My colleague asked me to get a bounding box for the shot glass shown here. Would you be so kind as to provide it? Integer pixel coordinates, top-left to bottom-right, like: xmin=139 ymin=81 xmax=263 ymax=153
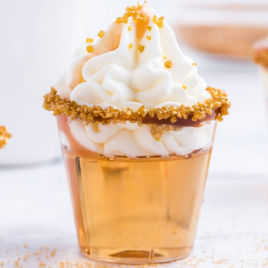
xmin=57 ymin=114 xmax=217 ymax=264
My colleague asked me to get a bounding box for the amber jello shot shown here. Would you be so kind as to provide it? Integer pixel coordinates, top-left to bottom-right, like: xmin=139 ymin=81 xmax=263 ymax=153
xmin=43 ymin=3 xmax=230 ymax=264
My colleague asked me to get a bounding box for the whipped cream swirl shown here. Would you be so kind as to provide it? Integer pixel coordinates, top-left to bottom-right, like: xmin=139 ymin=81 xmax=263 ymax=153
xmin=55 ymin=5 xmax=214 ymax=157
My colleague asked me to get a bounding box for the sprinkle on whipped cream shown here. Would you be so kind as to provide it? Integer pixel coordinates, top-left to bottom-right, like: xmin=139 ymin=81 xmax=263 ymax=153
xmin=97 ymin=30 xmax=105 ymax=38
xmin=86 ymin=45 xmax=93 ymax=53
xmin=164 ymin=60 xmax=172 ymax=69
xmin=86 ymin=38 xmax=94 ymax=43
xmin=152 ymin=15 xmax=164 ymax=28
xmin=138 ymin=44 xmax=145 ymax=53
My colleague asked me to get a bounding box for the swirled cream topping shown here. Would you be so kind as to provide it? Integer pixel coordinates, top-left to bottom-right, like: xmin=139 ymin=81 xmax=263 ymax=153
xmin=55 ymin=3 xmax=214 ymax=157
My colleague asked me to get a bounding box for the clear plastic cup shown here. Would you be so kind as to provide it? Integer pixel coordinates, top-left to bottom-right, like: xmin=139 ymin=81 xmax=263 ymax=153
xmin=57 ymin=114 xmax=217 ymax=264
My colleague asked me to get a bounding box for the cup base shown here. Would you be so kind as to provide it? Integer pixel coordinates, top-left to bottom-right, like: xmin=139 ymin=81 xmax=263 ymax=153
xmin=80 ymin=246 xmax=192 ymax=264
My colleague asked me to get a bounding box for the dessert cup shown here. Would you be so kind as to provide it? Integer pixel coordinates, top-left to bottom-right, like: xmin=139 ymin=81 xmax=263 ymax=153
xmin=174 ymin=1 xmax=268 ymax=57
xmin=43 ymin=3 xmax=230 ymax=264
xmin=253 ymin=37 xmax=268 ymax=95
xmin=57 ymin=114 xmax=217 ymax=263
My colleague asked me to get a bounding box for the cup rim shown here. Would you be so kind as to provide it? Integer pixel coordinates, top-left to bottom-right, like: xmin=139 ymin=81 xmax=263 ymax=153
xmin=43 ymin=87 xmax=230 ymax=128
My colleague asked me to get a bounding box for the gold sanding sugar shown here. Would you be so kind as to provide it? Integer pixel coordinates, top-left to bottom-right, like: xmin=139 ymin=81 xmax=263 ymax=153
xmin=98 ymin=30 xmax=105 ymax=38
xmin=152 ymin=15 xmax=164 ymax=27
xmin=86 ymin=45 xmax=93 ymax=53
xmin=116 ymin=3 xmax=151 ymax=24
xmin=50 ymin=249 xmax=56 ymax=257
xmin=43 ymin=87 xmax=230 ymax=125
xmin=86 ymin=38 xmax=94 ymax=43
xmin=0 ymin=126 xmax=11 ymax=149
xmin=164 ymin=60 xmax=172 ymax=68
xmin=138 ymin=44 xmax=145 ymax=52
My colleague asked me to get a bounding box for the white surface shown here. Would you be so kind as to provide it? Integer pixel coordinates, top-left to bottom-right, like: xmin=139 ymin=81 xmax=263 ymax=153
xmin=0 ymin=163 xmax=268 ymax=267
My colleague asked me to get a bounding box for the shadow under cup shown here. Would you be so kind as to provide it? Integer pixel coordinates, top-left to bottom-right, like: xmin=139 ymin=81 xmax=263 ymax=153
xmin=57 ymin=115 xmax=217 ymax=264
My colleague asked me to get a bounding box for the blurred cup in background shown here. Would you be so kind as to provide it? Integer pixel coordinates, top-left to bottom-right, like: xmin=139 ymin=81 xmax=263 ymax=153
xmin=253 ymin=37 xmax=268 ymax=101
xmin=0 ymin=0 xmax=84 ymax=165
xmin=173 ymin=0 xmax=268 ymax=58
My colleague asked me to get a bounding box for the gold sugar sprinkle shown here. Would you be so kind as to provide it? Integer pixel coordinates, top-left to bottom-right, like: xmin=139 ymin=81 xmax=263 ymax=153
xmin=170 ymin=116 xmax=177 ymax=124
xmin=163 ymin=53 xmax=167 ymax=59
xmin=123 ymin=17 xmax=129 ymax=24
xmin=128 ymin=26 xmax=133 ymax=31
xmin=115 ymin=17 xmax=123 ymax=23
xmin=0 ymin=126 xmax=11 ymax=149
xmin=50 ymin=249 xmax=56 ymax=257
xmin=146 ymin=35 xmax=151 ymax=40
xmin=86 ymin=38 xmax=94 ymax=43
xmin=164 ymin=60 xmax=173 ymax=68
xmin=43 ymin=87 xmax=230 ymax=125
xmin=24 ymin=253 xmax=30 ymax=261
xmin=86 ymin=45 xmax=93 ymax=53
xmin=129 ymin=43 xmax=133 ymax=50
xmin=138 ymin=44 xmax=145 ymax=53
xmin=192 ymin=62 xmax=197 ymax=66
xmin=183 ymin=85 xmax=187 ymax=90
xmin=147 ymin=25 xmax=152 ymax=31
xmin=97 ymin=30 xmax=105 ymax=38
xmin=134 ymin=14 xmax=144 ymax=22
xmin=116 ymin=3 xmax=150 ymax=25
xmin=34 ymin=250 xmax=41 ymax=255
xmin=153 ymin=15 xmax=164 ymax=27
